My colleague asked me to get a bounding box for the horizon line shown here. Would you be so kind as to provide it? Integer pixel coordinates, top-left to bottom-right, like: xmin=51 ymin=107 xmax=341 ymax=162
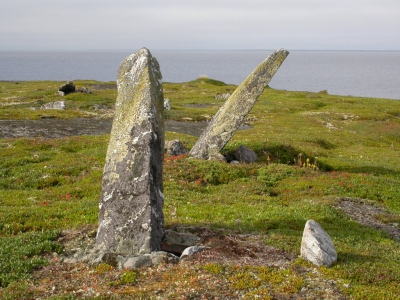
xmin=1 ymin=48 xmax=400 ymax=53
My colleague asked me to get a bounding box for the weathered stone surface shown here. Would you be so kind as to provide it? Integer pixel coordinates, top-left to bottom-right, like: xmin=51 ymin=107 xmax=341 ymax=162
xmin=301 ymin=220 xmax=337 ymax=267
xmin=234 ymin=145 xmax=257 ymax=163
xmin=40 ymin=101 xmax=66 ymax=110
xmin=165 ymin=140 xmax=188 ymax=156
xmin=189 ymin=49 xmax=289 ymax=160
xmin=58 ymin=81 xmax=75 ymax=96
xmin=180 ymin=246 xmax=210 ymax=259
xmin=95 ymin=48 xmax=165 ymax=256
xmin=161 ymin=230 xmax=200 ymax=254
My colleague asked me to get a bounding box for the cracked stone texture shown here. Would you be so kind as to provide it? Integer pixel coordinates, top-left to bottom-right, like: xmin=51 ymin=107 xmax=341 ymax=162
xmin=189 ymin=48 xmax=289 ymax=159
xmin=95 ymin=48 xmax=165 ymax=255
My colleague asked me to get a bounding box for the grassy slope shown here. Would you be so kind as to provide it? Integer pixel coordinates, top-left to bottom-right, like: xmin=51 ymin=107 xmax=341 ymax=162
xmin=0 ymin=79 xmax=399 ymax=299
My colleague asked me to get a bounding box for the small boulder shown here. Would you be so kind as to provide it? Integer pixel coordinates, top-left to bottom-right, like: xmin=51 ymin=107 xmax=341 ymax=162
xmin=234 ymin=145 xmax=257 ymax=163
xmin=58 ymin=81 xmax=76 ymax=96
xmin=161 ymin=230 xmax=200 ymax=254
xmin=208 ymin=153 xmax=227 ymax=162
xmin=122 ymin=256 xmax=152 ymax=269
xmin=77 ymin=87 xmax=91 ymax=94
xmin=300 ymin=220 xmax=337 ymax=267
xmin=40 ymin=101 xmax=66 ymax=110
xmin=165 ymin=140 xmax=188 ymax=156
xmin=164 ymin=98 xmax=171 ymax=110
xmin=215 ymin=93 xmax=231 ymax=100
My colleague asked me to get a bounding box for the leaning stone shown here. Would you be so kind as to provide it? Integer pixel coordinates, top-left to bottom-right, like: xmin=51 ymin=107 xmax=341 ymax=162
xmin=95 ymin=48 xmax=165 ymax=256
xmin=40 ymin=101 xmax=66 ymax=110
xmin=161 ymin=230 xmax=200 ymax=254
xmin=300 ymin=220 xmax=337 ymax=267
xmin=180 ymin=246 xmax=210 ymax=259
xmin=189 ymin=49 xmax=289 ymax=160
xmin=165 ymin=140 xmax=188 ymax=156
xmin=234 ymin=145 xmax=257 ymax=163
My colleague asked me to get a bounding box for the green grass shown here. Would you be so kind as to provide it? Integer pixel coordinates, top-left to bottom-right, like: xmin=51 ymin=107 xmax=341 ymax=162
xmin=0 ymin=80 xmax=116 ymax=119
xmin=0 ymin=78 xmax=400 ymax=298
xmin=0 ymin=230 xmax=61 ymax=287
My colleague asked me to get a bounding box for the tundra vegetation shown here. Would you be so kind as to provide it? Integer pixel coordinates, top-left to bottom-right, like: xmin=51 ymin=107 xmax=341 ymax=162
xmin=0 ymin=78 xmax=399 ymax=299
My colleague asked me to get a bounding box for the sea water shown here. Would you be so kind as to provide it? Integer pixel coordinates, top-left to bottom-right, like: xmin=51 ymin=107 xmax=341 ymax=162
xmin=0 ymin=50 xmax=399 ymax=100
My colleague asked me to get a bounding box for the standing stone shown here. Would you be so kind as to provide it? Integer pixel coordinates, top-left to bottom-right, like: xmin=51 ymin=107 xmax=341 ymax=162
xmin=189 ymin=49 xmax=289 ymax=159
xmin=300 ymin=220 xmax=337 ymax=267
xmin=95 ymin=48 xmax=165 ymax=256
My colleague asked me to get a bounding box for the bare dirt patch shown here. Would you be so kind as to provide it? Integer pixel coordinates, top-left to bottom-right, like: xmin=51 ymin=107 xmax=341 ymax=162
xmin=23 ymin=226 xmax=347 ymax=299
xmin=338 ymin=197 xmax=400 ymax=242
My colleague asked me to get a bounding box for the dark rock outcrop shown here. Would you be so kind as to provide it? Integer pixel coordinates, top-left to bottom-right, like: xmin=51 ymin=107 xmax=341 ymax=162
xmin=58 ymin=81 xmax=76 ymax=96
xmin=234 ymin=145 xmax=257 ymax=163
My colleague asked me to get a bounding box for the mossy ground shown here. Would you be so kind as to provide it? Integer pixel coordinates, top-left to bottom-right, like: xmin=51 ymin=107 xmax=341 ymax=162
xmin=0 ymin=78 xmax=399 ymax=299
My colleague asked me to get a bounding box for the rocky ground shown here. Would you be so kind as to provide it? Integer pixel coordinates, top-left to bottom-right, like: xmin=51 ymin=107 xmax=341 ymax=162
xmin=29 ymin=225 xmax=348 ymax=299
xmin=22 ymin=196 xmax=398 ymax=299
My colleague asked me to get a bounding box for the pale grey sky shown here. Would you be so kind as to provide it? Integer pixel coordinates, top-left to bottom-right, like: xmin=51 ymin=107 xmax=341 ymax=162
xmin=1 ymin=0 xmax=399 ymax=51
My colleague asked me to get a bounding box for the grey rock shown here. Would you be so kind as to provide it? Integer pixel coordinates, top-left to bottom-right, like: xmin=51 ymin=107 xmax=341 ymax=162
xmin=123 ymin=255 xmax=153 ymax=269
xmin=91 ymin=251 xmax=121 ymax=268
xmin=77 ymin=87 xmax=91 ymax=94
xmin=58 ymin=81 xmax=75 ymax=96
xmin=301 ymin=220 xmax=337 ymax=267
xmin=180 ymin=246 xmax=210 ymax=259
xmin=122 ymin=252 xmax=179 ymax=269
xmin=164 ymin=98 xmax=171 ymax=110
xmin=230 ymin=160 xmax=240 ymax=165
xmin=234 ymin=145 xmax=257 ymax=163
xmin=95 ymin=48 xmax=165 ymax=256
xmin=149 ymin=251 xmax=180 ymax=265
xmin=208 ymin=153 xmax=227 ymax=162
xmin=165 ymin=140 xmax=188 ymax=156
xmin=40 ymin=101 xmax=66 ymax=110
xmin=161 ymin=230 xmax=200 ymax=254
xmin=189 ymin=49 xmax=289 ymax=160
xmin=215 ymin=93 xmax=231 ymax=100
